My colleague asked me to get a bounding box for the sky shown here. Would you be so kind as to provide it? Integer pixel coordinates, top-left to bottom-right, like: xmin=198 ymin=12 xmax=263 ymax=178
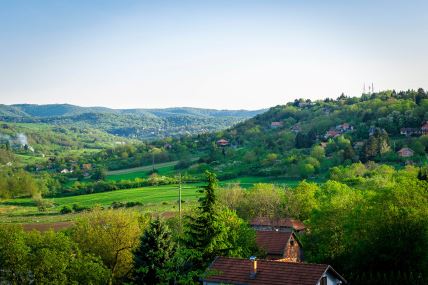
xmin=0 ymin=0 xmax=427 ymax=110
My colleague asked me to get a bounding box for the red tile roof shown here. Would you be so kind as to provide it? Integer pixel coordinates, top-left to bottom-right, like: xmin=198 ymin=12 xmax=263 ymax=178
xmin=250 ymin=217 xmax=306 ymax=231
xmin=203 ymin=257 xmax=345 ymax=285
xmin=256 ymin=231 xmax=294 ymax=256
xmin=216 ymin=139 xmax=229 ymax=145
xmin=271 ymin=122 xmax=283 ymax=127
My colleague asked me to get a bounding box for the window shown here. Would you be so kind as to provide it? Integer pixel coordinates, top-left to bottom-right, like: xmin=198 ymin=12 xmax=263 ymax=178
xmin=320 ymin=276 xmax=327 ymax=285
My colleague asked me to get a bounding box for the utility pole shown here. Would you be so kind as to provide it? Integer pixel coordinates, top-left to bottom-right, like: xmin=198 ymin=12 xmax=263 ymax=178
xmin=178 ymin=173 xmax=182 ymax=219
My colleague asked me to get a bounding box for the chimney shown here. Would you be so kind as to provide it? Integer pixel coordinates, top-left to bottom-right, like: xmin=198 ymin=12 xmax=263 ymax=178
xmin=249 ymin=256 xmax=257 ymax=279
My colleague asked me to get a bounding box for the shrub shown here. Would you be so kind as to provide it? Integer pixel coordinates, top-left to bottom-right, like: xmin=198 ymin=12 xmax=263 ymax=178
xmin=125 ymin=201 xmax=142 ymax=208
xmin=35 ymin=198 xmax=54 ymax=212
xmin=72 ymin=203 xmax=90 ymax=213
xmin=60 ymin=205 xmax=73 ymax=214
xmin=111 ymin=201 xmax=125 ymax=209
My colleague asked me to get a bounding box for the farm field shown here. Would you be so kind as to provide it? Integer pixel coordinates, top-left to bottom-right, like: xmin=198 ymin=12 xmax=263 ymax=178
xmin=106 ymin=164 xmax=177 ymax=181
xmin=0 ymin=176 xmax=311 ymax=225
xmin=0 ymin=184 xmax=202 ymax=224
xmin=106 ymin=157 xmax=200 ymax=181
xmin=219 ymin=176 xmax=321 ymax=188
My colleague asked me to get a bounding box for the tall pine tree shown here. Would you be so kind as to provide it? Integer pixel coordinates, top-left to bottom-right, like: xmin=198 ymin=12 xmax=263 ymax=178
xmin=133 ymin=218 xmax=175 ymax=285
xmin=184 ymin=171 xmax=222 ymax=261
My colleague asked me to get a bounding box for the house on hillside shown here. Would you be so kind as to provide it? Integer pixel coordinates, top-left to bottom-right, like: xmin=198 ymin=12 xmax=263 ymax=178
xmin=256 ymin=231 xmax=302 ymax=262
xmin=421 ymin=122 xmax=428 ymax=135
xmin=397 ymin=147 xmax=414 ymax=158
xmin=60 ymin=169 xmax=72 ymax=174
xmin=320 ymin=142 xmax=328 ymax=148
xmin=353 ymin=141 xmax=365 ymax=149
xmin=216 ymin=139 xmax=229 ymax=147
xmin=400 ymin=128 xmax=420 ymax=136
xmin=324 ymin=130 xmax=340 ymax=139
xmin=271 ymin=121 xmax=283 ymax=129
xmin=82 ymin=163 xmax=92 ymax=171
xmin=290 ymin=124 xmax=301 ymax=133
xmin=202 ymin=256 xmax=347 ymax=285
xmin=250 ymin=217 xmax=306 ymax=233
xmin=335 ymin=123 xmax=353 ymax=132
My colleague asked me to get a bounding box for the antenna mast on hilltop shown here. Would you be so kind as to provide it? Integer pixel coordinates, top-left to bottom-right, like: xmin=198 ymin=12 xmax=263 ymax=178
xmin=372 ymin=82 xmax=374 ymax=93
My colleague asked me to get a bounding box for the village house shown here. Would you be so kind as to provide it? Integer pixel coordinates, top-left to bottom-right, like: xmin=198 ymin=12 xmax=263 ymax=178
xmin=82 ymin=163 xmax=92 ymax=171
xmin=397 ymin=147 xmax=414 ymax=158
xmin=202 ymin=256 xmax=347 ymax=285
xmin=353 ymin=141 xmax=365 ymax=149
xmin=400 ymin=128 xmax=420 ymax=137
xmin=324 ymin=130 xmax=340 ymax=139
xmin=290 ymin=124 xmax=301 ymax=133
xmin=60 ymin=168 xmax=72 ymax=174
xmin=216 ymin=139 xmax=229 ymax=147
xmin=256 ymin=231 xmax=302 ymax=262
xmin=250 ymin=217 xmax=306 ymax=233
xmin=421 ymin=122 xmax=428 ymax=135
xmin=271 ymin=121 xmax=283 ymax=129
xmin=335 ymin=123 xmax=353 ymax=132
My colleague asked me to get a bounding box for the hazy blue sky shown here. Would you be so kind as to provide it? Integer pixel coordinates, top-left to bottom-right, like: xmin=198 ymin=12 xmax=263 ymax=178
xmin=0 ymin=0 xmax=427 ymax=109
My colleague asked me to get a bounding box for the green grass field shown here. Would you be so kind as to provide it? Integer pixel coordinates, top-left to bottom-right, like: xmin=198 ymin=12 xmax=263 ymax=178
xmin=0 ymin=184 xmax=202 ymax=223
xmin=106 ymin=157 xmax=203 ymax=181
xmin=219 ymin=176 xmax=320 ymax=188
xmin=0 ymin=175 xmax=310 ymax=224
xmin=107 ymin=165 xmax=177 ymax=181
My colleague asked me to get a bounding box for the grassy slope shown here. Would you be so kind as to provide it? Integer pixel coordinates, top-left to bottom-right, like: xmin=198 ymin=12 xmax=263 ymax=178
xmin=106 ymin=157 xmax=199 ymax=181
xmin=0 ymin=184 xmax=202 ymax=223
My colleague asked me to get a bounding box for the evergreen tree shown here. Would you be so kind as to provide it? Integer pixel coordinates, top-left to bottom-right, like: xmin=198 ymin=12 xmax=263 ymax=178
xmin=133 ymin=218 xmax=176 ymax=284
xmin=184 ymin=171 xmax=219 ymax=257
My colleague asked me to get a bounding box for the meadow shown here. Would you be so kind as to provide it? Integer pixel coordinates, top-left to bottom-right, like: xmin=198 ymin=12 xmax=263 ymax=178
xmin=106 ymin=163 xmax=178 ymax=181
xmin=0 ymin=175 xmax=311 ymax=225
xmin=0 ymin=184 xmax=201 ymax=224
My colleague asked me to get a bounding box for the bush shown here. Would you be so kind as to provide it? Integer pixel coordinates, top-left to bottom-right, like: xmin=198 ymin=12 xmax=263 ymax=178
xmin=60 ymin=205 xmax=73 ymax=214
xmin=72 ymin=203 xmax=90 ymax=213
xmin=125 ymin=201 xmax=142 ymax=208
xmin=111 ymin=201 xmax=125 ymax=209
xmin=111 ymin=201 xmax=143 ymax=209
xmin=35 ymin=198 xmax=54 ymax=212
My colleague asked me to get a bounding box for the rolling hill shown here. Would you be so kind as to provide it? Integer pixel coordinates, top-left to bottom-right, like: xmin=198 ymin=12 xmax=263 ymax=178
xmin=0 ymin=104 xmax=264 ymax=139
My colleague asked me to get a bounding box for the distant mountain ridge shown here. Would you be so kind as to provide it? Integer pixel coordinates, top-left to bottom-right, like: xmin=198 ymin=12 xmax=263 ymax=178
xmin=0 ymin=104 xmax=265 ymax=139
xmin=0 ymin=104 xmax=262 ymax=118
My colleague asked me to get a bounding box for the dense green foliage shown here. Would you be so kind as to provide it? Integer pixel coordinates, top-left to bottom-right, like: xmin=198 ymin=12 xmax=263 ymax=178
xmin=0 ymin=104 xmax=262 ymax=140
xmin=71 ymin=209 xmax=144 ymax=282
xmin=1 ymin=89 xmax=428 ymax=284
xmin=0 ymin=224 xmax=110 ymax=284
xmin=215 ymin=164 xmax=428 ymax=281
xmin=132 ymin=218 xmax=176 ymax=284
xmin=190 ymin=89 xmax=428 ymax=179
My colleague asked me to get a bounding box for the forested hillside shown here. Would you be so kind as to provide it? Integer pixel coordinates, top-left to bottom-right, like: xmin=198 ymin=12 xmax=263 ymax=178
xmin=189 ymin=89 xmax=428 ymax=179
xmin=0 ymin=104 xmax=263 ymax=139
